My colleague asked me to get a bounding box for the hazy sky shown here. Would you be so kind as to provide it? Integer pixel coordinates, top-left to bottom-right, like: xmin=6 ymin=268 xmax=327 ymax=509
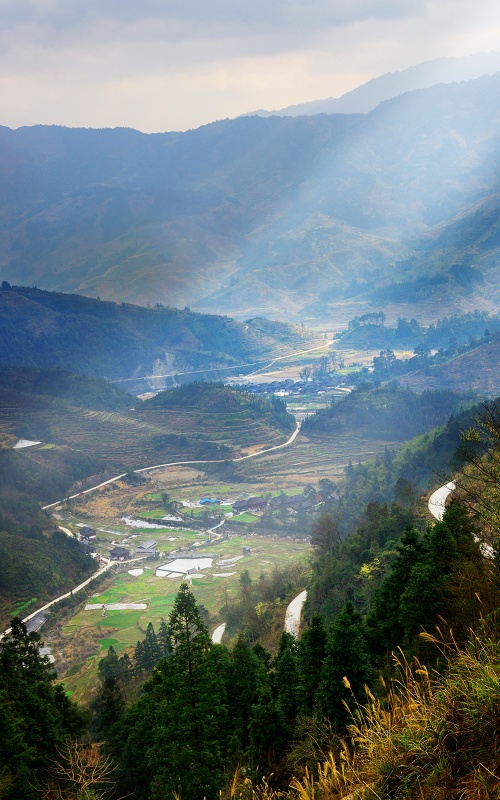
xmin=1 ymin=0 xmax=500 ymax=133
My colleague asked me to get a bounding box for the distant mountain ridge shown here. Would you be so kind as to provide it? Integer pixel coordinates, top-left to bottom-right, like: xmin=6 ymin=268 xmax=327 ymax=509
xmin=244 ymin=52 xmax=500 ymax=117
xmin=1 ymin=72 xmax=500 ymax=322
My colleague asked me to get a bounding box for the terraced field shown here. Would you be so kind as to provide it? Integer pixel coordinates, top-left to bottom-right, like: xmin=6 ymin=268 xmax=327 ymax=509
xmin=236 ymin=430 xmax=401 ymax=486
xmin=1 ymin=401 xmax=292 ymax=472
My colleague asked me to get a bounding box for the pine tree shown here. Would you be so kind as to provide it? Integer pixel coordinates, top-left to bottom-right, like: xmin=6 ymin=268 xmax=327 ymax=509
xmin=399 ymin=502 xmax=489 ymax=655
xmin=399 ymin=519 xmax=458 ymax=649
xmin=228 ymin=634 xmax=263 ymax=751
xmin=143 ymin=621 xmax=161 ymax=670
xmin=366 ymin=525 xmax=423 ymax=659
xmin=274 ymin=631 xmax=300 ymax=724
xmin=148 ymin=583 xmax=225 ymax=800
xmin=249 ymin=685 xmax=289 ymax=772
xmin=0 ymin=618 xmax=83 ymax=799
xmin=441 ymin=500 xmax=495 ymax=643
xmin=157 ymin=616 xmax=172 ymax=660
xmin=106 ymin=695 xmax=157 ymax=800
xmin=298 ymin=614 xmax=327 ymax=713
xmin=318 ymin=602 xmax=373 ymax=732
xmin=98 ymin=644 xmax=121 ymax=681
xmin=92 ymin=676 xmax=124 ymax=740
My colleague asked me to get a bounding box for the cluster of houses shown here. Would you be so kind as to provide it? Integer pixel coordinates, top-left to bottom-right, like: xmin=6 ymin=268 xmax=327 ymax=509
xmin=242 ymin=374 xmax=344 ymax=397
xmin=110 ymin=539 xmax=158 ymax=562
xmin=184 ymin=494 xmax=315 ymax=517
xmin=75 ymin=488 xmax=316 ymax=567
xmin=231 ymin=495 xmax=313 ymax=514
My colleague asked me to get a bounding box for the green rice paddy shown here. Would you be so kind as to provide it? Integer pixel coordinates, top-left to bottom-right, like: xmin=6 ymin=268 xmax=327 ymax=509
xmin=60 ymin=527 xmax=309 ymax=697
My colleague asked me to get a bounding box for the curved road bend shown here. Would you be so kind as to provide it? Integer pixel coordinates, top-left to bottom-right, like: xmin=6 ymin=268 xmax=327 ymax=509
xmin=285 ymin=590 xmax=307 ymax=638
xmin=428 ymin=480 xmax=494 ymax=558
xmin=212 ymin=623 xmax=226 ymax=644
xmin=428 ymin=481 xmax=456 ymax=521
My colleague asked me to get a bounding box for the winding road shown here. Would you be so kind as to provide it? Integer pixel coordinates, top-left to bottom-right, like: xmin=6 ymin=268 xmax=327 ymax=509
xmin=0 ymin=558 xmax=113 ymax=641
xmin=284 ymin=590 xmax=307 ymax=637
xmin=112 ymin=339 xmax=335 ymax=384
xmin=428 ymin=480 xmax=494 ymax=558
xmin=211 ymin=623 xmax=226 ymax=644
xmin=2 ymin=421 xmax=303 ymax=638
xmin=43 ymin=421 xmax=301 ymax=510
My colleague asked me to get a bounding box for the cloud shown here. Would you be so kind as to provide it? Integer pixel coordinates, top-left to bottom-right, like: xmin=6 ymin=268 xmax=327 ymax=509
xmin=3 ymin=0 xmax=423 ymax=52
xmin=0 ymin=0 xmax=499 ymax=131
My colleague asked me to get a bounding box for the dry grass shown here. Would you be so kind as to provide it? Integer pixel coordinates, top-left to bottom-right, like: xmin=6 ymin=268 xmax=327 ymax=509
xmin=223 ymin=630 xmax=500 ymax=800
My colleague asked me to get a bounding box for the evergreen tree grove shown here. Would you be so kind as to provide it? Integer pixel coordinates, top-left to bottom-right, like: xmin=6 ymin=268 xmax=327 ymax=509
xmin=0 ymin=618 xmax=83 ymax=800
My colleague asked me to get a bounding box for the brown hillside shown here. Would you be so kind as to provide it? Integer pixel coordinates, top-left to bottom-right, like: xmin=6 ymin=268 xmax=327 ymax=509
xmin=403 ymin=339 xmax=500 ymax=395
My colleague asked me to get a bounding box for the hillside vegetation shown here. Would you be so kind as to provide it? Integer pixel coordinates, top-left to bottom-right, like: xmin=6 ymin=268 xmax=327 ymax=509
xmin=2 ymin=374 xmax=500 ymax=798
xmin=0 ymin=369 xmax=297 ymax=492
xmin=0 ymin=447 xmax=95 ymax=627
xmin=302 ymin=383 xmax=476 ymax=440
xmin=0 ymin=285 xmax=319 ymax=382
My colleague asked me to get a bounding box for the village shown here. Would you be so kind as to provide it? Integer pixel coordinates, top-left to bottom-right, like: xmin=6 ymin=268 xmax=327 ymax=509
xmin=72 ymin=487 xmax=319 ymax=569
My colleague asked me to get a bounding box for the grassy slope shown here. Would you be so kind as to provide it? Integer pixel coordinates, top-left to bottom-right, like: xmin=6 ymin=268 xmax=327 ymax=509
xmin=0 ymin=379 xmax=297 ymax=491
xmin=0 ymin=368 xmax=306 ymax=526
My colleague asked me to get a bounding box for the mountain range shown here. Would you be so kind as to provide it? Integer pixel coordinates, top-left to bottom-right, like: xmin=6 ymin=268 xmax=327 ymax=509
xmin=1 ymin=69 xmax=500 ymax=323
xmin=244 ymin=52 xmax=500 ymax=117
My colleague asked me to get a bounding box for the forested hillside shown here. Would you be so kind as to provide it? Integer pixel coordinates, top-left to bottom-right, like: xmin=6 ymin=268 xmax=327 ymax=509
xmin=3 ymin=490 xmax=498 ymax=799
xmin=0 ymin=447 xmax=95 ymax=626
xmin=302 ymin=383 xmax=474 ymax=441
xmin=3 ymin=378 xmax=499 ymax=798
xmin=0 ymin=285 xmax=318 ymax=382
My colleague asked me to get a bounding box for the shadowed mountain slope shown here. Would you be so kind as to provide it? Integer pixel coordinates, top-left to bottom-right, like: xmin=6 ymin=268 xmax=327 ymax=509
xmin=0 ymin=285 xmax=319 ymax=384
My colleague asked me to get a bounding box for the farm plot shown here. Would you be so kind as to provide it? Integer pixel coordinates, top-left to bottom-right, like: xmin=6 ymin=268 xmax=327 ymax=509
xmin=59 ymin=532 xmax=309 ymax=700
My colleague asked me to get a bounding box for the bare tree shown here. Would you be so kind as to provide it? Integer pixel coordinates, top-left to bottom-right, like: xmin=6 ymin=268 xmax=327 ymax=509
xmin=455 ymin=400 xmax=500 ymax=539
xmin=42 ymin=742 xmax=117 ymax=800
